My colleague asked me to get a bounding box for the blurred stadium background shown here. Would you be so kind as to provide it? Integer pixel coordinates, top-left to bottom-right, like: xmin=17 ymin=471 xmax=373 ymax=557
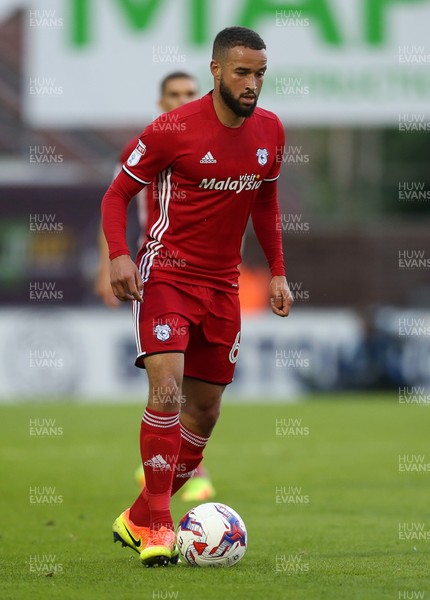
xmin=0 ymin=0 xmax=429 ymax=402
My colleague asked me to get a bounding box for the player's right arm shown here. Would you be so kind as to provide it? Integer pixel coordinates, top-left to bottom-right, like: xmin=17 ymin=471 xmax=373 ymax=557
xmin=101 ymin=170 xmax=145 ymax=302
xmin=101 ymin=122 xmax=176 ymax=302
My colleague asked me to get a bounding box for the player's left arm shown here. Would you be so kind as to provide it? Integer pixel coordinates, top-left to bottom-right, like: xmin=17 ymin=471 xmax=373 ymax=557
xmin=251 ymin=180 xmax=293 ymax=317
xmin=251 ymin=118 xmax=293 ymax=317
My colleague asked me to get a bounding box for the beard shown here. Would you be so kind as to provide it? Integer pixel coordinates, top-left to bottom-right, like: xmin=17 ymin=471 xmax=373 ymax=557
xmin=219 ymin=77 xmax=258 ymax=118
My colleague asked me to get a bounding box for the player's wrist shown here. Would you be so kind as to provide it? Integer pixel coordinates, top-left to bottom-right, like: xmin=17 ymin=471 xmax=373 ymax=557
xmin=109 ymin=250 xmax=131 ymax=261
xmin=270 ymin=269 xmax=286 ymax=279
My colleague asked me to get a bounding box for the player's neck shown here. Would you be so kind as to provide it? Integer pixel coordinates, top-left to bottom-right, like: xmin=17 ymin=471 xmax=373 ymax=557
xmin=211 ymin=90 xmax=245 ymax=128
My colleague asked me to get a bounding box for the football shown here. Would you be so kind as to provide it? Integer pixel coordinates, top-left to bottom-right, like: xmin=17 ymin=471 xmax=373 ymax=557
xmin=176 ymin=502 xmax=247 ymax=567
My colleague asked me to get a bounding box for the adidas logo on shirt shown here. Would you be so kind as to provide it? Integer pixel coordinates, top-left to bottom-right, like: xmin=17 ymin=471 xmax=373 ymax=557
xmin=144 ymin=454 xmax=171 ymax=470
xmin=200 ymin=151 xmax=217 ymax=164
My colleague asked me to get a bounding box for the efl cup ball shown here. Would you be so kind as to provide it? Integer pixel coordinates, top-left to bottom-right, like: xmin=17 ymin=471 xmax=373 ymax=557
xmin=176 ymin=502 xmax=247 ymax=567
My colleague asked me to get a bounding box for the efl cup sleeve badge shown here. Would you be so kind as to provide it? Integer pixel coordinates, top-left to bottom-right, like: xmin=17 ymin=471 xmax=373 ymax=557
xmin=256 ymin=148 xmax=269 ymax=166
xmin=127 ymin=140 xmax=146 ymax=167
xmin=154 ymin=323 xmax=172 ymax=341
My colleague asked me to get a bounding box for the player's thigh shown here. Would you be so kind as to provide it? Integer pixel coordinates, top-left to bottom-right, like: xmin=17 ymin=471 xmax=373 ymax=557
xmin=144 ymin=352 xmax=185 ymax=413
xmin=181 ymin=376 xmax=225 ymax=436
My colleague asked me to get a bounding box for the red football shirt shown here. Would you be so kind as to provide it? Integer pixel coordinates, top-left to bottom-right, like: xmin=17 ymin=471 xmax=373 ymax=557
xmin=118 ymin=136 xmax=154 ymax=235
xmin=103 ymin=91 xmax=285 ymax=292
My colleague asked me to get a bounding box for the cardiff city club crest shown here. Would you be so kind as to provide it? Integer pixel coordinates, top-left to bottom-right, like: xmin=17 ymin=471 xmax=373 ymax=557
xmin=127 ymin=140 xmax=146 ymax=167
xmin=154 ymin=323 xmax=172 ymax=342
xmin=256 ymin=148 xmax=268 ymax=166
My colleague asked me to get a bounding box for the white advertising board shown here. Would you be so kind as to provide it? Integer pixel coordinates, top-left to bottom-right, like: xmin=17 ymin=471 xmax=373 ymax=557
xmin=0 ymin=308 xmax=361 ymax=401
xmin=15 ymin=0 xmax=430 ymax=126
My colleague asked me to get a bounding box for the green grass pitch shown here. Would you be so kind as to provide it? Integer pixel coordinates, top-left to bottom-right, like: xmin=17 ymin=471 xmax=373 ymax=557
xmin=1 ymin=394 xmax=429 ymax=599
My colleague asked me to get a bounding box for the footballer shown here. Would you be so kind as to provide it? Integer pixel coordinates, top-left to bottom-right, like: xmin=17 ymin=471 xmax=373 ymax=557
xmin=102 ymin=26 xmax=293 ymax=567
xmin=95 ymin=72 xmax=215 ymax=502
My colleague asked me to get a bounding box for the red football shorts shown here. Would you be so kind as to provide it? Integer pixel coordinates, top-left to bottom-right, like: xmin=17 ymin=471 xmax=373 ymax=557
xmin=132 ymin=279 xmax=241 ymax=385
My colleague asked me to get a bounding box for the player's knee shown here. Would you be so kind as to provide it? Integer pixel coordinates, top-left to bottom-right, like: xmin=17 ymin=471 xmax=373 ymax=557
xmin=148 ymin=376 xmax=182 ymax=411
xmin=204 ymin=404 xmax=221 ymax=434
xmin=191 ymin=402 xmax=220 ymax=437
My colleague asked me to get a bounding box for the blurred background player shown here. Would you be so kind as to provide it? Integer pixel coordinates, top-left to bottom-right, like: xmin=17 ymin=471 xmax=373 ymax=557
xmin=95 ymin=71 xmax=215 ymax=502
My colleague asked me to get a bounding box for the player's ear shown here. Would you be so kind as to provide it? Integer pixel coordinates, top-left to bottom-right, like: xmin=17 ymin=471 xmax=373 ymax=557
xmin=210 ymin=59 xmax=221 ymax=81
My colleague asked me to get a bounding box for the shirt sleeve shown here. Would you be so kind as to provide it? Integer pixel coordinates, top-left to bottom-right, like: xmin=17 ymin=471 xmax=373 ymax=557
xmin=263 ymin=117 xmax=285 ymax=182
xmin=251 ymin=117 xmax=286 ymax=277
xmin=101 ymin=170 xmax=143 ymax=260
xmin=251 ymin=179 xmax=286 ymax=277
xmin=121 ymin=120 xmax=176 ymax=185
xmin=102 ymin=120 xmax=177 ymax=260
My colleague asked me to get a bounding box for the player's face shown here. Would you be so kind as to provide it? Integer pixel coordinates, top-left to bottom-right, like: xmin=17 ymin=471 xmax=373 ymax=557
xmin=217 ymin=46 xmax=267 ymax=117
xmin=159 ymin=78 xmax=198 ymax=112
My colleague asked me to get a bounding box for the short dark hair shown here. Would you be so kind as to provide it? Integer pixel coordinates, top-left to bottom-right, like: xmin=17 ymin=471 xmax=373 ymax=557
xmin=160 ymin=72 xmax=196 ymax=95
xmin=212 ymin=26 xmax=266 ymax=61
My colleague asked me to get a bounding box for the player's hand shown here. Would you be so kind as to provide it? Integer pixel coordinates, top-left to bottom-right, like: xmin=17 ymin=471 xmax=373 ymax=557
xmin=110 ymin=255 xmax=143 ymax=303
xmin=95 ymin=264 xmax=121 ymax=308
xmin=270 ymin=276 xmax=294 ymax=317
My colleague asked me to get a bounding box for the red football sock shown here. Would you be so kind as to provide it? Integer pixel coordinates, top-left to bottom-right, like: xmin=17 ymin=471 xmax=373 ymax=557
xmin=129 ymin=486 xmax=150 ymax=528
xmin=130 ymin=408 xmax=180 ymax=530
xmin=170 ymin=423 xmax=209 ymax=496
